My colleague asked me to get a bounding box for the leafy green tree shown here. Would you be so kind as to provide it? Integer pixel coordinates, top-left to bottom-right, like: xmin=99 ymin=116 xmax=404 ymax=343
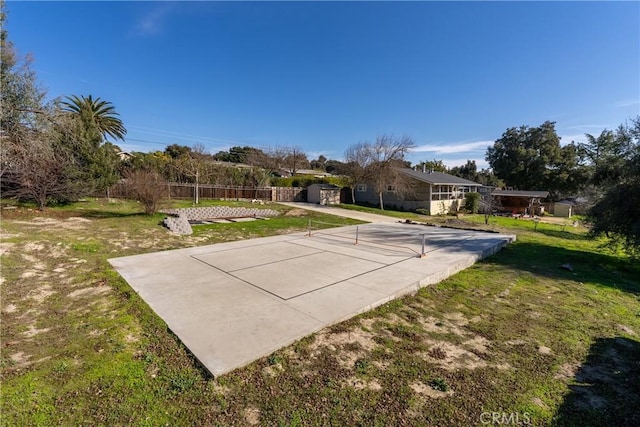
xmin=58 ymin=94 xmax=127 ymax=194
xmin=164 ymin=144 xmax=192 ymax=159
xmin=1 ymin=6 xmax=84 ymax=207
xmin=1 ymin=5 xmax=126 ymax=205
xmin=415 ymin=159 xmax=447 ymax=173
xmin=0 ymin=2 xmax=45 ymax=141
xmin=587 ymin=117 xmax=640 ymax=256
xmin=3 ymin=111 xmax=86 ymax=208
xmin=476 ymin=168 xmax=504 ymax=187
xmin=555 ymin=142 xmax=589 ymax=197
xmin=580 ymin=129 xmax=633 ymax=188
xmin=60 ymin=94 xmax=126 ymax=142
xmin=449 ymin=160 xmax=479 ymax=182
xmin=325 ymin=159 xmax=347 ymax=175
xmin=310 ymin=155 xmax=327 ymax=171
xmin=486 ymin=121 xmax=581 ymax=198
xmin=463 ymin=192 xmax=480 ymax=213
xmin=1 ymin=1 xmax=46 ymax=178
xmin=123 ymin=151 xmax=171 ymax=176
xmin=213 ymin=146 xmax=268 ymax=165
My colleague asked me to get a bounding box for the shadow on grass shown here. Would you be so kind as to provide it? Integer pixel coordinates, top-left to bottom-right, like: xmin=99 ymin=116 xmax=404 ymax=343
xmin=491 ymin=241 xmax=640 ymax=295
xmin=536 ymin=228 xmax=592 ymax=241
xmin=74 ymin=209 xmax=154 ymax=219
xmin=554 ymin=336 xmax=640 ymax=426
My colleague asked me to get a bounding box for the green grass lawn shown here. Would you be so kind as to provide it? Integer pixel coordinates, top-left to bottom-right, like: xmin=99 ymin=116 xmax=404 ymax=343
xmin=1 ymin=199 xmax=638 ymax=426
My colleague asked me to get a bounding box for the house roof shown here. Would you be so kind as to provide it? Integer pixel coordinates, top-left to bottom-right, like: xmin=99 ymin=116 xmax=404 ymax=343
xmin=296 ymin=169 xmax=333 ymax=177
xmin=491 ymin=189 xmax=549 ymax=198
xmin=399 ymin=169 xmax=482 ymax=186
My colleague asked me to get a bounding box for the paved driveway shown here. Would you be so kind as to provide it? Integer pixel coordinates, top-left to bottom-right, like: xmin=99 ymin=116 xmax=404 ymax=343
xmin=279 ymin=202 xmax=399 ymax=223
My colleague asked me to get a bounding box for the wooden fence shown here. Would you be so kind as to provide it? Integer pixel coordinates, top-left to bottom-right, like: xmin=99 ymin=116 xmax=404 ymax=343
xmin=107 ymin=182 xmax=306 ymax=203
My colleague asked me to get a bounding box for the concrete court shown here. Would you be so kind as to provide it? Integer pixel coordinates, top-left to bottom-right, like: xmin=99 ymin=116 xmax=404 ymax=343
xmin=109 ymin=222 xmax=515 ymax=377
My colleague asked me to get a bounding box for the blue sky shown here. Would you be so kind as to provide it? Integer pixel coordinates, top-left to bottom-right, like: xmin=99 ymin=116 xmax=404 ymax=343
xmin=6 ymin=1 xmax=640 ymax=168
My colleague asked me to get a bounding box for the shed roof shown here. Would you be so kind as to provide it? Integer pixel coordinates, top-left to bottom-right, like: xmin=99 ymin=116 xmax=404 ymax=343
xmin=399 ymin=169 xmax=482 ymax=186
xmin=308 ymin=183 xmax=339 ymax=189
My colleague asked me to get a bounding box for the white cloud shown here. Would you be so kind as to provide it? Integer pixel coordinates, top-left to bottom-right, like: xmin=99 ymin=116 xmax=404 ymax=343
xmin=561 ymin=124 xmax=608 ymax=131
xmin=559 ymin=134 xmax=589 ymax=145
xmin=442 ymin=158 xmax=490 ymax=169
xmin=131 ymin=4 xmax=174 ymax=37
xmin=308 ymin=150 xmax=336 ymax=160
xmin=614 ymin=99 xmax=640 ymax=108
xmin=411 ymin=140 xmax=493 ymax=155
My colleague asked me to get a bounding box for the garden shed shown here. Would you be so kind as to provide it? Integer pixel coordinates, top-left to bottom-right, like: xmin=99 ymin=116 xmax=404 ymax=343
xmin=554 ymin=201 xmax=574 ymax=218
xmin=307 ymin=184 xmax=340 ymax=205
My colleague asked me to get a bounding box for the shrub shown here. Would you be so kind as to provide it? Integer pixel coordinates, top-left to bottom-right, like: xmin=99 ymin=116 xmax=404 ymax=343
xmin=124 ymin=169 xmax=167 ymax=214
xmin=464 ymin=192 xmax=480 ymax=213
xmin=429 ymin=377 xmax=450 ymax=392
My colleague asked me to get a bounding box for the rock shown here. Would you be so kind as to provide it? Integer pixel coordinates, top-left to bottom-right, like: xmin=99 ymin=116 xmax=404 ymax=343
xmin=561 ymin=263 xmax=573 ymax=272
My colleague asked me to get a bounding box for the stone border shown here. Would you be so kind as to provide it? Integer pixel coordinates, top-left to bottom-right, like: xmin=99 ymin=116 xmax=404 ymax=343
xmin=162 ymin=207 xmax=279 ymax=235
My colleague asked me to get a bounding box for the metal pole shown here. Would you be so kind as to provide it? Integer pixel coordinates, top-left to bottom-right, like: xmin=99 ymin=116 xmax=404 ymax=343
xmin=355 ymin=226 xmax=359 ymax=245
xmin=420 ymin=234 xmax=426 ymax=258
xmin=308 ymin=219 xmax=311 ymax=237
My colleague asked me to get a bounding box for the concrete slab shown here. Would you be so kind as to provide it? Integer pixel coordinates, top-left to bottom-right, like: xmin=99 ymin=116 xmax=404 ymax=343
xmin=109 ymin=222 xmax=515 ymax=377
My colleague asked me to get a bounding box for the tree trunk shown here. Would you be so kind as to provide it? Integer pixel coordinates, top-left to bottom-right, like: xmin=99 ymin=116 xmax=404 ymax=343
xmin=378 ymin=191 xmax=384 ymax=210
xmin=351 ymin=187 xmax=356 ymax=205
xmin=37 ymin=196 xmax=47 ymax=211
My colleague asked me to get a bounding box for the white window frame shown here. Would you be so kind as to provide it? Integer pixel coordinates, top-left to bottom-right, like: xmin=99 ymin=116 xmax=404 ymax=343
xmin=356 ymin=184 xmax=367 ymax=192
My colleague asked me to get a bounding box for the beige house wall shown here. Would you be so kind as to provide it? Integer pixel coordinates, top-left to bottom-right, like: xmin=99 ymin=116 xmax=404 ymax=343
xmin=428 ymin=199 xmax=462 ymax=216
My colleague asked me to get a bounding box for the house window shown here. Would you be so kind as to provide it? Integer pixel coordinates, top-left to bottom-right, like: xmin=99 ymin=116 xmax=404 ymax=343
xmin=431 ymin=184 xmax=465 ymax=201
xmin=356 ymin=184 xmax=367 ymax=192
xmin=386 ymin=185 xmax=396 ymax=192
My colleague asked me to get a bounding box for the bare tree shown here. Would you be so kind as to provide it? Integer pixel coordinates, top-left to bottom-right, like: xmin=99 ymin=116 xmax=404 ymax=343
xmin=1 ymin=110 xmax=89 ymax=209
xmin=262 ymin=145 xmax=286 ymax=175
xmin=124 ymin=168 xmax=167 ymax=214
xmin=479 ymin=193 xmax=501 ymax=225
xmin=248 ymin=167 xmax=271 ymax=198
xmin=283 ymin=146 xmax=309 ymax=175
xmin=344 ymin=135 xmax=415 ymax=210
xmin=368 ymin=135 xmax=415 ymax=210
xmin=263 ymin=145 xmax=309 ymax=176
xmin=171 ymin=144 xmax=213 ymax=204
xmin=343 ymin=142 xmax=373 ymax=204
xmin=3 ymin=132 xmax=75 ymax=209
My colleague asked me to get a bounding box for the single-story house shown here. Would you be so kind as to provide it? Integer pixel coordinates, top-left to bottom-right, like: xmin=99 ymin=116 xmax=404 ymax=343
xmin=490 ymin=189 xmax=549 ymax=215
xmin=307 ymin=184 xmax=340 ymax=205
xmin=116 ymin=151 xmax=133 ymax=161
xmin=354 ymin=169 xmax=483 ymax=215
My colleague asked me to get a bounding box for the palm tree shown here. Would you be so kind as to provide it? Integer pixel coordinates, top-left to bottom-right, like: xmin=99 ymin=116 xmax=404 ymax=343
xmin=61 ymin=94 xmax=126 ymax=141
